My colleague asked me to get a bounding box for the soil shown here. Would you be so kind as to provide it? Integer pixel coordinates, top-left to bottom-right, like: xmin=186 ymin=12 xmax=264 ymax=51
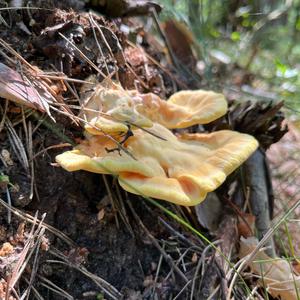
xmin=0 ymin=4 xmax=202 ymax=300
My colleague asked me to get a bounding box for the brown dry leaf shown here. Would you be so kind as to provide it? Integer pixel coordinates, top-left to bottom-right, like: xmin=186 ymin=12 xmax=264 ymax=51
xmin=12 ymin=222 xmax=25 ymax=245
xmin=0 ymin=149 xmax=13 ymax=166
xmin=40 ymin=236 xmax=50 ymax=251
xmin=124 ymin=46 xmax=147 ymax=67
xmin=66 ymin=247 xmax=89 ymax=265
xmin=191 ymin=252 xmax=198 ymax=263
xmin=293 ymin=261 xmax=300 ymax=274
xmin=163 ymin=20 xmax=197 ymax=70
xmin=97 ymin=208 xmax=105 ymax=222
xmin=237 ymin=213 xmax=255 ymax=238
xmin=239 ymin=237 xmax=300 ymax=299
xmin=0 ymin=242 xmax=14 ymax=256
xmin=0 ymin=63 xmax=50 ymax=112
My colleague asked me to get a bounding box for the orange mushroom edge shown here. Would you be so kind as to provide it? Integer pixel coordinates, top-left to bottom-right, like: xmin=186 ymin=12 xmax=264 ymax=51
xmin=55 ymin=83 xmax=258 ymax=206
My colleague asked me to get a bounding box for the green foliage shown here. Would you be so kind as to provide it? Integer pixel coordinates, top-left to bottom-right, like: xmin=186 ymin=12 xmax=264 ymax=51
xmin=0 ymin=173 xmax=11 ymax=189
xmin=96 ymin=293 xmax=104 ymax=300
xmin=231 ymin=31 xmax=240 ymax=42
xmin=159 ymin=0 xmax=300 ymax=117
xmin=0 ymin=174 xmax=9 ymax=183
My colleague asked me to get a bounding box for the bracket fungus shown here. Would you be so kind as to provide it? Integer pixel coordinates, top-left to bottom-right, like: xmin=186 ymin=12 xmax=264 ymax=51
xmin=80 ymin=80 xmax=228 ymax=134
xmin=56 ymin=82 xmax=258 ymax=206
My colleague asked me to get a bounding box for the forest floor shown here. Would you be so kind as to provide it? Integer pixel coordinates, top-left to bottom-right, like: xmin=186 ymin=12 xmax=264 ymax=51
xmin=0 ymin=2 xmax=299 ymax=300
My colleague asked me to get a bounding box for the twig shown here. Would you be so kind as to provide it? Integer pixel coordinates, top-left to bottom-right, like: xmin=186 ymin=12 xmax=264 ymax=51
xmin=7 ymin=213 xmax=46 ymax=296
xmin=0 ymin=198 xmax=75 ymax=246
xmin=47 ymin=106 xmax=137 ymax=160
xmin=27 ymin=121 xmax=34 ymax=200
xmin=173 ymin=280 xmax=192 ymax=300
xmin=115 ymin=185 xmax=135 ymax=236
xmin=58 ymin=33 xmax=109 ymax=80
xmin=49 ymin=248 xmax=122 ymax=300
xmin=0 ymin=99 xmax=8 ymax=132
xmin=127 ymin=200 xmax=189 ymax=283
xmin=88 ymin=14 xmax=110 ymax=75
xmin=5 ymin=188 xmax=11 ymax=224
xmin=38 ymin=275 xmax=73 ymax=300
xmin=151 ymin=243 xmax=164 ymax=298
xmin=102 ymin=175 xmax=120 ymax=228
xmin=158 ymin=217 xmax=200 ymax=248
xmin=31 ymin=143 xmax=71 ymax=160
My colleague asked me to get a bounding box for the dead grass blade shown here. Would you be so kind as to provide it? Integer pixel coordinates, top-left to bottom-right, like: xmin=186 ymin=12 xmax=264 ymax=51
xmin=5 ymin=117 xmax=29 ymax=170
xmin=38 ymin=275 xmax=73 ymax=300
xmin=0 ymin=198 xmax=75 ymax=246
xmin=48 ymin=249 xmax=122 ymax=300
xmin=127 ymin=200 xmax=189 ymax=283
xmin=226 ymin=197 xmax=300 ymax=300
xmin=58 ymin=33 xmax=109 ymax=79
xmin=6 ymin=213 xmax=45 ymax=298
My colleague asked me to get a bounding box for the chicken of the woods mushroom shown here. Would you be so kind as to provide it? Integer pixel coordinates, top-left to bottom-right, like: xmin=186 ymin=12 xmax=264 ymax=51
xmin=56 ymin=81 xmax=258 ymax=206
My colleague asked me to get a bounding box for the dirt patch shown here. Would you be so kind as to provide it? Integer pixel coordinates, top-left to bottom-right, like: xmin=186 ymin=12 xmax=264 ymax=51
xmin=0 ymin=5 xmax=198 ymax=299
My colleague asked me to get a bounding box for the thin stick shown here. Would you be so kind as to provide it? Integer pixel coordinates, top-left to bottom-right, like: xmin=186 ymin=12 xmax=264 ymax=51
xmin=31 ymin=143 xmax=71 ymax=160
xmin=58 ymin=33 xmax=109 ymax=79
xmin=102 ymin=175 xmax=120 ymax=228
xmin=0 ymin=198 xmax=75 ymax=246
xmin=88 ymin=14 xmax=110 ymax=75
xmin=127 ymin=200 xmax=189 ymax=283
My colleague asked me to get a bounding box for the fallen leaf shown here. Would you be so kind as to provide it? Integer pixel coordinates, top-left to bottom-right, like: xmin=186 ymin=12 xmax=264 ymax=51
xmin=0 ymin=63 xmax=50 ymax=112
xmin=239 ymin=237 xmax=300 ymax=300
xmin=97 ymin=208 xmax=105 ymax=221
xmin=1 ymin=149 xmax=13 ymax=166
xmin=163 ymin=20 xmax=197 ymax=70
xmin=0 ymin=242 xmax=14 ymax=256
xmin=237 ymin=213 xmax=255 ymax=238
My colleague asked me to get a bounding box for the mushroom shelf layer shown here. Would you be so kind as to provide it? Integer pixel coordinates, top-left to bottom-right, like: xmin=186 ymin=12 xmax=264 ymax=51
xmin=81 ymin=81 xmax=228 ymax=135
xmin=56 ymin=123 xmax=258 ymax=206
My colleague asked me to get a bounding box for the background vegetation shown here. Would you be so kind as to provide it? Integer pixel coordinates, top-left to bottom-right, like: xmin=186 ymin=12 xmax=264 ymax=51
xmin=159 ymin=0 xmax=300 ymax=117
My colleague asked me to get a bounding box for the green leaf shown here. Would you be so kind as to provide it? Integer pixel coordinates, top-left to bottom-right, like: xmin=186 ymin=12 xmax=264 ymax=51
xmin=296 ymin=18 xmax=300 ymax=31
xmin=231 ymin=31 xmax=240 ymax=42
xmin=0 ymin=174 xmax=9 ymax=184
xmin=274 ymin=58 xmax=287 ymax=75
xmin=96 ymin=293 xmax=104 ymax=300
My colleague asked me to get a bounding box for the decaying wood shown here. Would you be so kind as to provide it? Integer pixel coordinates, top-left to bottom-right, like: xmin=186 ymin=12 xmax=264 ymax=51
xmin=243 ymin=149 xmax=276 ymax=257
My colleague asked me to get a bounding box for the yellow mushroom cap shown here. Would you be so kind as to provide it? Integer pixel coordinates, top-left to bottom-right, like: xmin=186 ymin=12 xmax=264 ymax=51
xmin=57 ymin=83 xmax=258 ymax=206
xmin=81 ymin=82 xmax=153 ymax=135
xmin=80 ymin=80 xmax=228 ymax=134
xmin=56 ymin=123 xmax=258 ymax=206
xmin=136 ymin=90 xmax=228 ymax=129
